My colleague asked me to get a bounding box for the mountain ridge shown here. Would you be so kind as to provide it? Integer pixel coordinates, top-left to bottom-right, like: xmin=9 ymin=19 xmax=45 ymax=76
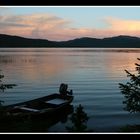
xmin=0 ymin=34 xmax=140 ymax=48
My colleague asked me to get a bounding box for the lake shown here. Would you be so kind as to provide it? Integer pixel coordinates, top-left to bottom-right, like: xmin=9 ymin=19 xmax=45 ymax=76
xmin=0 ymin=48 xmax=140 ymax=132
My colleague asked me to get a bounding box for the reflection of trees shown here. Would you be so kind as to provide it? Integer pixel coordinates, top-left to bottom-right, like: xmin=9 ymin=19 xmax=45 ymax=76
xmin=66 ymin=104 xmax=90 ymax=132
xmin=21 ymin=58 xmax=36 ymax=63
xmin=0 ymin=56 xmax=36 ymax=64
xmin=0 ymin=56 xmax=16 ymax=64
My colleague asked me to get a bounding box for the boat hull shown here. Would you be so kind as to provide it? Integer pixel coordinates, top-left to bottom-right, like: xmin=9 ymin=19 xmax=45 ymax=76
xmin=4 ymin=93 xmax=74 ymax=118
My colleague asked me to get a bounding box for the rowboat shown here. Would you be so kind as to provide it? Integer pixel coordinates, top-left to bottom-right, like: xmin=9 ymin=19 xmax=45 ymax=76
xmin=5 ymin=93 xmax=74 ymax=118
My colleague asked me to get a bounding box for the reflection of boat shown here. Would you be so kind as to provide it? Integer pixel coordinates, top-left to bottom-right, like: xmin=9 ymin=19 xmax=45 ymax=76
xmin=5 ymin=93 xmax=74 ymax=118
xmin=1 ymin=104 xmax=74 ymax=132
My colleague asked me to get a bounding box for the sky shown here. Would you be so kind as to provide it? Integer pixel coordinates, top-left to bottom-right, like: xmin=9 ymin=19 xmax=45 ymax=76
xmin=1 ymin=6 xmax=140 ymax=41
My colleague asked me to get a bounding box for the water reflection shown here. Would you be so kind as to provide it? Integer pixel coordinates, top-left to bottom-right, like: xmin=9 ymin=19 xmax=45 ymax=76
xmin=0 ymin=48 xmax=140 ymax=131
xmin=0 ymin=54 xmax=71 ymax=81
xmin=102 ymin=52 xmax=139 ymax=77
xmin=0 ymin=48 xmax=140 ymax=82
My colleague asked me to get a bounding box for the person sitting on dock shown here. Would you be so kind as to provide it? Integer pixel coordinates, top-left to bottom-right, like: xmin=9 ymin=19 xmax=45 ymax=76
xmin=59 ymin=83 xmax=73 ymax=97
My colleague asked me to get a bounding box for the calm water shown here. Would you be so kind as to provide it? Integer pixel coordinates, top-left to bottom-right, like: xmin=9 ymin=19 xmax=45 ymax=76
xmin=0 ymin=48 xmax=140 ymax=132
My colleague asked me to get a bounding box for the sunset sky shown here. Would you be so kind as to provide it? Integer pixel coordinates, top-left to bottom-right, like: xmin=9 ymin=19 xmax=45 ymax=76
xmin=1 ymin=6 xmax=140 ymax=41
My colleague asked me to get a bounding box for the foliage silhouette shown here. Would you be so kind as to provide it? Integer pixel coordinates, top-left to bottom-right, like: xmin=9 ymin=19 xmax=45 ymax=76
xmin=119 ymin=58 xmax=140 ymax=113
xmin=0 ymin=71 xmax=16 ymax=93
xmin=0 ymin=70 xmax=16 ymax=106
xmin=66 ymin=104 xmax=92 ymax=132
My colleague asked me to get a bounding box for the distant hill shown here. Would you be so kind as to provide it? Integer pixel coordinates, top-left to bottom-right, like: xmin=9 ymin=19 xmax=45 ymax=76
xmin=0 ymin=34 xmax=140 ymax=48
xmin=0 ymin=34 xmax=57 ymax=48
xmin=59 ymin=35 xmax=140 ymax=48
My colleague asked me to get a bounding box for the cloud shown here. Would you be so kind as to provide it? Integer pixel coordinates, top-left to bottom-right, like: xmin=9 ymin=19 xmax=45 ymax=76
xmin=0 ymin=13 xmax=71 ymax=40
xmin=0 ymin=22 xmax=31 ymax=27
xmin=1 ymin=13 xmax=140 ymax=41
xmin=105 ymin=17 xmax=140 ymax=31
xmin=62 ymin=17 xmax=140 ymax=40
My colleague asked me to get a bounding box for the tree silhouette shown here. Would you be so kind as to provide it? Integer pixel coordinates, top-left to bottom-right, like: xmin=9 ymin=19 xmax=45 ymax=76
xmin=66 ymin=104 xmax=89 ymax=132
xmin=119 ymin=58 xmax=140 ymax=113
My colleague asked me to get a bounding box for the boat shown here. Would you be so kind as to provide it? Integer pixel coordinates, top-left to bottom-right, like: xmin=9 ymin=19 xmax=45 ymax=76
xmin=4 ymin=93 xmax=74 ymax=119
xmin=0 ymin=95 xmax=74 ymax=132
